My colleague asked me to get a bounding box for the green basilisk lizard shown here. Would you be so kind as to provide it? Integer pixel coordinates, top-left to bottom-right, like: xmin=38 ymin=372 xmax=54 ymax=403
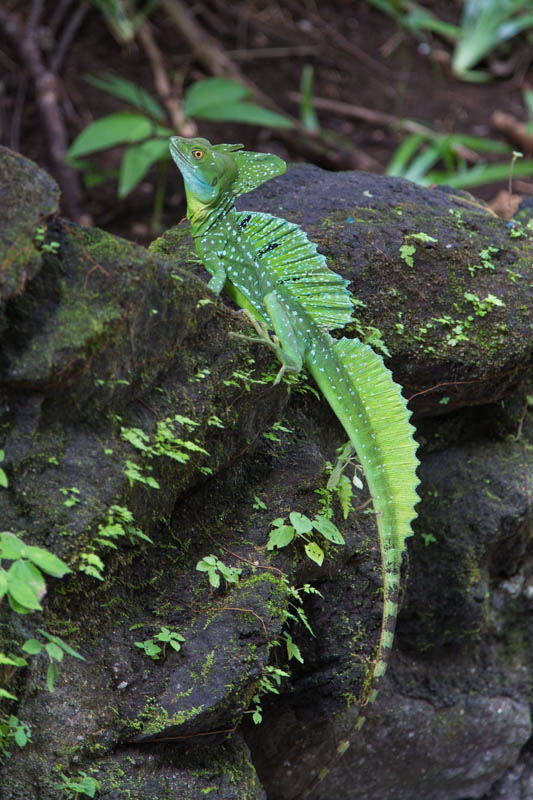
xmin=169 ymin=136 xmax=420 ymax=798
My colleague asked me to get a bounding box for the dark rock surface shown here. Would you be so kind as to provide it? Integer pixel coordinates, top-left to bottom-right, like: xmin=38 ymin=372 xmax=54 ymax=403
xmin=0 ymin=147 xmax=532 ymax=799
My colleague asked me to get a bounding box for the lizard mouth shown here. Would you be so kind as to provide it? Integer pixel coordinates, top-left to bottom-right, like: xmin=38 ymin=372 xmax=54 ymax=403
xmin=169 ymin=137 xmax=191 ymax=167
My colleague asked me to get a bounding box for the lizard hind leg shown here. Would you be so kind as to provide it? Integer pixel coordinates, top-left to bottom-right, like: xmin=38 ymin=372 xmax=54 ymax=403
xmin=229 ymin=305 xmax=303 ymax=385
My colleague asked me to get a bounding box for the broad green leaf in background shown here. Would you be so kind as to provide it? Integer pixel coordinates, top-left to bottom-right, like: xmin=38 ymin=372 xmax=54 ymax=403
xmin=0 ymin=532 xmax=25 ymax=560
xmin=267 ymin=525 xmax=295 ymax=550
xmin=119 ymin=138 xmax=170 ymax=197
xmin=25 ymin=546 xmax=71 ymax=578
xmin=85 ymin=73 xmax=165 ymax=120
xmin=67 ymin=112 xmax=155 ymax=159
xmin=182 ymin=77 xmax=250 ymax=116
xmin=452 ymin=0 xmax=533 ymax=81
xmin=289 ymin=512 xmax=313 ymax=535
xmin=312 ymin=515 xmax=345 ymax=545
xmin=183 ymin=77 xmax=293 ymax=129
xmin=6 ymin=560 xmax=46 ymax=611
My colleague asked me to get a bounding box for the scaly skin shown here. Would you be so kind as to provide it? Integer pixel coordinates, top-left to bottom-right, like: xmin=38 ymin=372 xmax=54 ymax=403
xmin=169 ymin=136 xmax=420 ymax=798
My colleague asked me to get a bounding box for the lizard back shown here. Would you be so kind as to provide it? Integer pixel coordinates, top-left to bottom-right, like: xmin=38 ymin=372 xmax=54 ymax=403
xmin=233 ymin=210 xmax=354 ymax=331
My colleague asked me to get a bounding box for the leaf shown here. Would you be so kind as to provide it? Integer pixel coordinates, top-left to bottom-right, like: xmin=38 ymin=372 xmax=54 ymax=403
xmin=0 ymin=469 xmax=7 ymax=488
xmin=22 ymin=639 xmax=43 ymax=655
xmin=304 ymin=541 xmax=324 ymax=566
xmin=67 ymin=112 xmax=154 ymax=159
xmin=266 ymin=525 xmax=295 ymax=550
xmin=0 ymin=568 xmax=7 ymax=600
xmin=84 ymin=73 xmax=165 ymax=121
xmin=0 ymin=652 xmax=27 ymax=666
xmin=194 ymin=101 xmax=293 ymax=129
xmin=289 ymin=512 xmax=313 ymax=535
xmin=337 ymin=474 xmax=353 ymax=520
xmin=25 ymin=546 xmax=71 ymax=578
xmin=37 ymin=630 xmax=85 ymax=660
xmin=0 ymin=688 xmax=18 ymax=701
xmin=285 ymin=636 xmax=304 ymax=663
xmin=118 ymin=138 xmax=170 ymax=197
xmin=183 ymin=78 xmax=251 ymax=117
xmin=47 ymin=661 xmax=59 ymax=691
xmin=312 ymin=516 xmax=345 ymax=545
xmin=14 ymin=727 xmax=28 ymax=747
xmin=45 ymin=642 xmax=64 ymax=662
xmin=0 ymin=532 xmax=26 ymax=560
xmin=6 ymin=560 xmax=46 ymax=610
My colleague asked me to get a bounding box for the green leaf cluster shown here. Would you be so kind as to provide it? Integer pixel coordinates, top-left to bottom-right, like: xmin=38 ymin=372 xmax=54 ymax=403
xmin=135 ymin=627 xmax=185 ymax=660
xmin=196 ymin=555 xmax=242 ymax=589
xmin=95 ymin=505 xmax=152 ymax=549
xmin=22 ymin=629 xmax=84 ymax=692
xmin=267 ymin=512 xmax=345 ymax=567
xmin=388 ymin=127 xmax=533 ymax=189
xmin=53 ymin=770 xmax=100 ymax=799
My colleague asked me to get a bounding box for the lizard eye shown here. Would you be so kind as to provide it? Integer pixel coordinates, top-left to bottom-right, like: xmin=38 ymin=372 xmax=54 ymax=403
xmin=192 ymin=149 xmax=204 ymax=159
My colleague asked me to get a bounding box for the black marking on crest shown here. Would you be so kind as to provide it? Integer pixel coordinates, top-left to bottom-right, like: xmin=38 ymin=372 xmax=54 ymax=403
xmin=257 ymin=241 xmax=280 ymax=259
xmin=239 ymin=214 xmax=252 ymax=229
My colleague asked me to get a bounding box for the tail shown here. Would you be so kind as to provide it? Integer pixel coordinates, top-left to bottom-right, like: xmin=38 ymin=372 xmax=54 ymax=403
xmin=298 ymin=335 xmax=420 ymax=798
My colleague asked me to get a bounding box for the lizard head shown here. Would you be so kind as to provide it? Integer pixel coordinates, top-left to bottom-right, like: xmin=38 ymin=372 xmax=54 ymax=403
xmin=169 ymin=136 xmax=237 ymax=207
xmin=170 ymin=136 xmax=287 ymax=207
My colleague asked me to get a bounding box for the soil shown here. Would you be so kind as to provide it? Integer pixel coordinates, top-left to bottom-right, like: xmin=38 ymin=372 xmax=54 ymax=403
xmin=1 ymin=0 xmax=532 ymax=245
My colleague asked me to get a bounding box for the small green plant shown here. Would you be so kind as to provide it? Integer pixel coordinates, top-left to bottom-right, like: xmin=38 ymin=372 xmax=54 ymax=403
xmin=267 ymin=512 xmax=345 ymax=567
xmin=387 ymin=128 xmax=533 ymax=189
xmin=95 ymin=505 xmax=152 ymax=549
xmin=0 ymin=451 xmax=7 ymax=489
xmin=79 ymin=552 xmax=105 ymax=581
xmin=134 ymin=627 xmax=185 ymax=660
xmin=53 ymin=770 xmax=100 ymax=799
xmin=59 ymin=487 xmax=81 ymax=508
xmin=123 ymin=459 xmax=160 ymax=489
xmin=0 ymin=714 xmax=31 ymax=755
xmin=34 ymin=225 xmax=60 ymax=254
xmin=468 ymin=245 xmax=499 ymax=276
xmin=463 ymin=291 xmax=505 ymax=316
xmin=452 ymin=0 xmax=533 ymax=82
xmin=195 ymin=555 xmax=242 ymax=589
xmin=121 ymin=417 xmax=209 ymax=465
xmin=248 ymin=665 xmax=291 ymax=724
xmin=22 ymin=629 xmax=85 ymax=691
xmin=324 ymin=441 xmax=364 ymax=519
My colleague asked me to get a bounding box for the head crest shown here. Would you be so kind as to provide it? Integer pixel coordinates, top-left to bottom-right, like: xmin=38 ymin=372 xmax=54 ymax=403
xmin=212 ymin=143 xmax=286 ymax=198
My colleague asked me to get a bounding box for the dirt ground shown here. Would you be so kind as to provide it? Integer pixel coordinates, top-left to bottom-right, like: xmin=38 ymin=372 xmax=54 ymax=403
xmin=1 ymin=0 xmax=532 ymax=243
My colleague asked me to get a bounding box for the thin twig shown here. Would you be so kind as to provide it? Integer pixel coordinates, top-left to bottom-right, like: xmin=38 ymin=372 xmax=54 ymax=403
xmin=159 ymin=0 xmax=244 ymax=81
xmin=159 ymin=0 xmax=373 ymax=170
xmin=288 ymin=93 xmax=482 ymax=163
xmin=227 ymin=45 xmax=320 ymax=61
xmin=49 ymin=0 xmax=74 ymax=38
xmin=26 ymin=0 xmax=44 ymax=34
xmin=136 ymin=20 xmax=195 ymax=135
xmin=52 ymin=1 xmax=90 ymax=73
xmin=10 ymin=74 xmax=28 ymax=151
xmin=0 ymin=5 xmax=89 ymax=223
